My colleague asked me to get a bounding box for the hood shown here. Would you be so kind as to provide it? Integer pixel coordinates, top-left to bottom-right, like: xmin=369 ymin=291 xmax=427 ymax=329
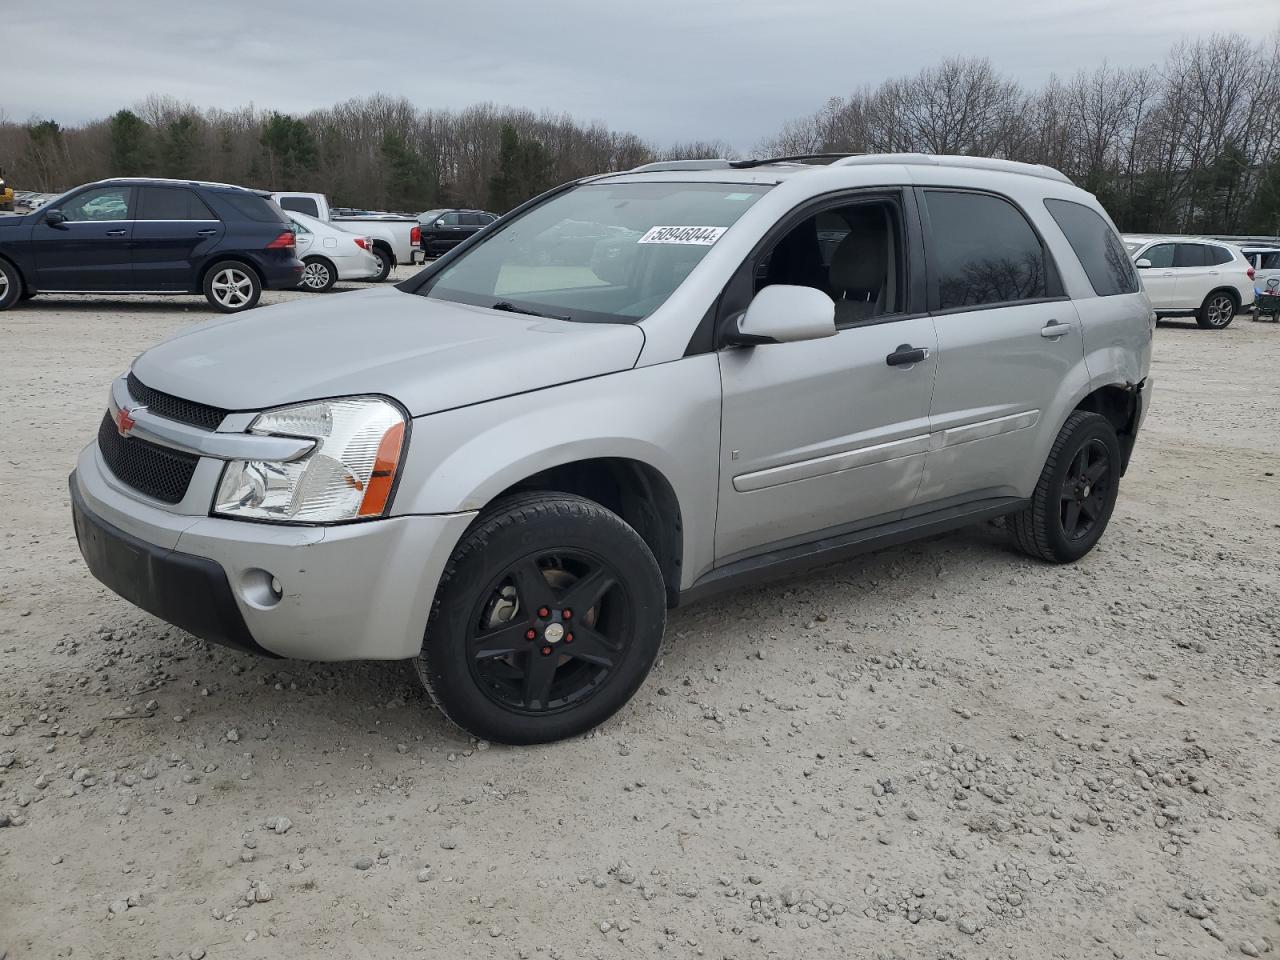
xmin=132 ymin=287 xmax=645 ymax=417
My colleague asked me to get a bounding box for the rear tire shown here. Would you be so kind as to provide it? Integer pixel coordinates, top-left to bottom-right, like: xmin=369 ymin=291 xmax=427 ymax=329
xmin=1010 ymin=411 xmax=1121 ymax=563
xmin=415 ymin=492 xmax=666 ymax=745
xmin=203 ymin=261 xmax=261 ymax=313
xmin=0 ymin=259 xmax=22 ymax=310
xmin=1196 ymin=290 xmax=1237 ymax=329
xmin=299 ymin=256 xmax=336 ymax=292
xmin=368 ymin=247 xmax=393 ymax=283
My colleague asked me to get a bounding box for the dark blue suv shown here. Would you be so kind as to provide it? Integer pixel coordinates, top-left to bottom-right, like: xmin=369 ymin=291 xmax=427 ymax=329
xmin=0 ymin=178 xmax=304 ymax=313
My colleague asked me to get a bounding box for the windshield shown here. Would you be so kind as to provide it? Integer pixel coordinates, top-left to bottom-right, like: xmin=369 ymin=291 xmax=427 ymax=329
xmin=419 ymin=182 xmax=770 ymax=323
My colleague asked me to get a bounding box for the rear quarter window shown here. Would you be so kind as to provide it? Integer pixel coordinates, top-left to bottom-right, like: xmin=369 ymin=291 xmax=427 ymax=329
xmin=279 ymin=196 xmax=321 ymax=218
xmin=1044 ymin=199 xmax=1139 ymax=297
xmin=218 ymin=192 xmax=291 ymax=224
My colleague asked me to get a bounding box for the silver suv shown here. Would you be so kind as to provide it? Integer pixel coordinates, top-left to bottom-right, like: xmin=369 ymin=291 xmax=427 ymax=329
xmin=70 ymin=153 xmax=1153 ymax=744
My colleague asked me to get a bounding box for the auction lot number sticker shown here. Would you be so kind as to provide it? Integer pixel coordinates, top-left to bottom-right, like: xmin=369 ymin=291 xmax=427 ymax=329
xmin=637 ymin=226 xmax=727 ymax=245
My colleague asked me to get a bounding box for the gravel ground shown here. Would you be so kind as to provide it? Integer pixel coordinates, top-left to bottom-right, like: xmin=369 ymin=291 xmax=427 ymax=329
xmin=1 ymin=280 xmax=1278 ymax=960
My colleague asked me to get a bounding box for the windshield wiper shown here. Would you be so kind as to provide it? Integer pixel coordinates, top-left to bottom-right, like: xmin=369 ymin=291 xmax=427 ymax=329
xmin=490 ymin=300 xmax=570 ymax=321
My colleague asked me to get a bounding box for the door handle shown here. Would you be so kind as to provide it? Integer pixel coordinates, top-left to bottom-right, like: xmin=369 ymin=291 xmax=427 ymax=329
xmin=885 ymin=344 xmax=929 ymax=367
xmin=105 ymin=228 xmax=127 ymax=237
xmin=1040 ymin=320 xmax=1072 ymax=338
xmin=196 ymin=228 xmax=218 ymax=237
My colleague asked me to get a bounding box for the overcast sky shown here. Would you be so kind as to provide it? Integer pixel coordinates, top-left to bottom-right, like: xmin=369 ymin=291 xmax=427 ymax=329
xmin=1 ymin=0 xmax=1263 ymax=150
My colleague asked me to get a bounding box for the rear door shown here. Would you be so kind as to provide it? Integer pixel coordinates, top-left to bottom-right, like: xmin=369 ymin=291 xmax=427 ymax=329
xmin=30 ymin=185 xmax=135 ymax=290
xmin=131 ymin=186 xmax=224 ymax=289
xmin=914 ymin=188 xmax=1084 ymax=508
xmin=1136 ymin=242 xmax=1177 ymax=307
xmin=1172 ymin=242 xmax=1213 ymax=308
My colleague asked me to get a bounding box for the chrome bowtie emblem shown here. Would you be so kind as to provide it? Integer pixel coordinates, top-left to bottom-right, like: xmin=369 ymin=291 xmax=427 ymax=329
xmin=544 ymin=623 xmax=565 ymax=643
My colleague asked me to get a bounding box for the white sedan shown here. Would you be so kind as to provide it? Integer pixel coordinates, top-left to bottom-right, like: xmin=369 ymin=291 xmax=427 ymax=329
xmin=288 ymin=211 xmax=382 ymax=291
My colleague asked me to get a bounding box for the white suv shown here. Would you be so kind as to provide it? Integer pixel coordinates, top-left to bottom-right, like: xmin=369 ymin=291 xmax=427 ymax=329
xmin=1123 ymin=235 xmax=1255 ymax=329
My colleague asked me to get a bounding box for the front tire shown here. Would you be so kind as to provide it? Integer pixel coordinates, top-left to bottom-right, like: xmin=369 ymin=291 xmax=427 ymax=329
xmin=1196 ymin=290 xmax=1237 ymax=329
xmin=299 ymin=256 xmax=336 ymax=292
xmin=0 ymin=259 xmax=22 ymax=310
xmin=416 ymin=492 xmax=666 ymax=745
xmin=203 ymin=261 xmax=261 ymax=313
xmin=1010 ymin=411 xmax=1121 ymax=563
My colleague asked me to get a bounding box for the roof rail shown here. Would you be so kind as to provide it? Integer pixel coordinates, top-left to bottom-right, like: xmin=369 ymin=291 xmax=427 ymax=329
xmin=628 ymin=153 xmax=860 ymax=173
xmin=729 ymin=152 xmax=861 ymax=169
xmin=832 ymin=153 xmax=1072 ymax=184
xmin=628 ymin=159 xmax=736 ymax=173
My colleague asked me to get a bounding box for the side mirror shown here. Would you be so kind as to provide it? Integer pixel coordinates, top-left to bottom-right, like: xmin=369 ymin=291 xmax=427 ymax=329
xmin=1134 ymin=258 xmax=1152 ymax=269
xmin=44 ymin=209 xmax=67 ymax=227
xmin=729 ymin=284 xmax=836 ymax=345
xmin=435 ymin=219 xmax=446 ymax=227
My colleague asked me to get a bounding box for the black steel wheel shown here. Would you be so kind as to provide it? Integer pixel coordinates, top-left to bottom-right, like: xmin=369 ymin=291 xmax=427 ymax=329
xmin=416 ymin=492 xmax=665 ymax=744
xmin=1011 ymin=410 xmax=1122 ymax=563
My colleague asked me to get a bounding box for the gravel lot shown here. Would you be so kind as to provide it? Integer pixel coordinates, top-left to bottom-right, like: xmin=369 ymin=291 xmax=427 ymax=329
xmin=2 ymin=278 xmax=1278 ymax=960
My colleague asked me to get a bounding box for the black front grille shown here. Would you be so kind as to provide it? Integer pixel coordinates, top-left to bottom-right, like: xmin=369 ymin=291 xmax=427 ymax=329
xmin=97 ymin=413 xmax=199 ymax=504
xmin=127 ymin=373 xmax=228 ymax=430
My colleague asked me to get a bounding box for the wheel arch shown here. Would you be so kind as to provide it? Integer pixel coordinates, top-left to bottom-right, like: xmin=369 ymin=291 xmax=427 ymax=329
xmin=1071 ymin=382 xmax=1142 ymax=474
xmin=0 ymin=251 xmax=29 ymax=294
xmin=300 ymin=253 xmax=336 ymax=284
xmin=197 ymin=256 xmax=264 ymax=292
xmin=486 ymin=457 xmax=684 ymax=607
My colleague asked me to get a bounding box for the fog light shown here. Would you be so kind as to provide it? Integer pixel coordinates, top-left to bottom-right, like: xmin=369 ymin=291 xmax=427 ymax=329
xmin=241 ymin=568 xmax=283 ymax=609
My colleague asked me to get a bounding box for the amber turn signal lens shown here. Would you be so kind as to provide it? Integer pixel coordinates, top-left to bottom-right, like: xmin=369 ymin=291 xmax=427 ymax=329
xmin=357 ymin=421 xmax=406 ymax=517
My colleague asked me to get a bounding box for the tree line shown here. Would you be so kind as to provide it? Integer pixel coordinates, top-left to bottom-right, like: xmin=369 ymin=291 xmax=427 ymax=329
xmin=0 ymin=30 xmax=1277 ymax=234
xmin=758 ymin=33 xmax=1280 ymax=236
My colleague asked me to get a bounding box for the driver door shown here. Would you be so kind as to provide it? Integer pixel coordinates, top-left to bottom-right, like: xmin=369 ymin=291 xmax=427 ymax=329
xmin=31 ymin=185 xmax=136 ymax=290
xmin=714 ymin=193 xmax=937 ymax=562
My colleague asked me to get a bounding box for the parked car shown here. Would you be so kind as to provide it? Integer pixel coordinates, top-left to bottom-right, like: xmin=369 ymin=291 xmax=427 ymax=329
xmin=70 ymin=153 xmax=1152 ymax=745
xmin=271 ymin=192 xmax=419 ymax=281
xmin=417 ymin=209 xmax=499 ymax=258
xmin=1240 ymin=245 xmax=1280 ymax=289
xmin=287 ymin=210 xmax=382 ymax=291
xmin=1123 ymin=235 xmax=1254 ymax=329
xmin=0 ymin=177 xmax=303 ymax=313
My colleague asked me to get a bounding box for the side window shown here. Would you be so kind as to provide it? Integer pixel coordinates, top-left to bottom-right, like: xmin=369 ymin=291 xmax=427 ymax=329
xmin=1044 ymin=198 xmax=1138 ymax=296
xmin=279 ymin=196 xmax=320 ymax=218
xmin=1174 ymin=244 xmax=1208 ymax=268
xmin=1143 ymin=244 xmax=1175 ymax=268
xmin=291 ymin=219 xmax=311 ymax=234
xmin=923 ymin=190 xmax=1054 ymax=310
xmin=755 ymin=198 xmax=905 ymax=325
xmin=440 ymin=212 xmax=462 ymax=226
xmin=460 ymin=213 xmax=483 ymax=226
xmin=60 ymin=186 xmax=133 ymax=222
xmin=480 ymin=214 xmax=498 ymax=225
xmin=1207 ymin=245 xmax=1234 ymax=266
xmin=137 ymin=187 xmax=217 ymax=221
xmin=1260 ymin=252 xmax=1280 ymax=270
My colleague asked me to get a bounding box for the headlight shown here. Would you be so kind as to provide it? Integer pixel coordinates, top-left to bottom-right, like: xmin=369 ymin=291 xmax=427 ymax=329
xmin=214 ymin=397 xmax=407 ymax=523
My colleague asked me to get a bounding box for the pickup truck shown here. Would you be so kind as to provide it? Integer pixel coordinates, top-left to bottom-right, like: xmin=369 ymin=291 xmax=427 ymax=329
xmin=271 ymin=192 xmax=420 ymax=282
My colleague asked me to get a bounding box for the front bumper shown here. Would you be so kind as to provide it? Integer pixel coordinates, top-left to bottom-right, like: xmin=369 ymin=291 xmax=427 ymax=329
xmin=71 ymin=444 xmax=476 ymax=660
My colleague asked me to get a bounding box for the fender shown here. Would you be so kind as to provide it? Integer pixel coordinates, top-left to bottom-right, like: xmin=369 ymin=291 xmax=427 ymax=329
xmin=393 ymin=356 xmax=723 ymax=588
